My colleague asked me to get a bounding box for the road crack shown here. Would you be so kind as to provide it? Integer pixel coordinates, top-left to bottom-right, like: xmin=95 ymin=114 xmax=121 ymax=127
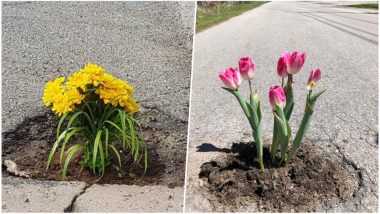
xmin=64 ymin=183 xmax=92 ymax=212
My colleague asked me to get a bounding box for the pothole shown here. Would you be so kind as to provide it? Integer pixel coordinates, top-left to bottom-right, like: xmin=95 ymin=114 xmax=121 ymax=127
xmin=199 ymin=142 xmax=360 ymax=212
xmin=2 ymin=106 xmax=187 ymax=187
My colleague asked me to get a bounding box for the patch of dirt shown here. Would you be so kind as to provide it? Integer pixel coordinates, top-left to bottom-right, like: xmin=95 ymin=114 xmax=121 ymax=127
xmin=2 ymin=106 xmax=187 ymax=187
xmin=199 ymin=142 xmax=359 ymax=212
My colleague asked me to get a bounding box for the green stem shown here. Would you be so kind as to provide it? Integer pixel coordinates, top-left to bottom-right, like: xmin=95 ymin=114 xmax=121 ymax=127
xmin=270 ymin=118 xmax=278 ymax=162
xmin=287 ymin=96 xmax=314 ymax=164
xmin=254 ymin=123 xmax=264 ymax=172
xmin=273 ymin=105 xmax=289 ymax=163
xmin=284 ymin=75 xmax=294 ymax=121
xmin=259 ymin=155 xmax=264 ymax=172
xmin=232 ymin=90 xmax=250 ymax=120
xmin=249 ymin=80 xmax=253 ymax=95
xmin=224 ymin=87 xmax=264 ymax=172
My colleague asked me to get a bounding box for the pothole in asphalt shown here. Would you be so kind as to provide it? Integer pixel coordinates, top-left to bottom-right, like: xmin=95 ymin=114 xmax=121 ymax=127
xmin=199 ymin=141 xmax=360 ymax=212
xmin=2 ymin=106 xmax=187 ymax=187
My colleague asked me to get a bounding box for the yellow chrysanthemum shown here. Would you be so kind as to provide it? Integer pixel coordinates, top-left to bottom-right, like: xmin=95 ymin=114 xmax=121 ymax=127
xmin=95 ymin=77 xmax=139 ymax=114
xmin=81 ymin=63 xmax=106 ymax=87
xmin=51 ymin=93 xmax=72 ymax=117
xmin=42 ymin=77 xmax=65 ymax=107
xmin=123 ymin=96 xmax=140 ymax=113
xmin=43 ymin=63 xmax=139 ymax=116
xmin=66 ymin=71 xmax=91 ymax=92
xmin=66 ymin=88 xmax=85 ymax=106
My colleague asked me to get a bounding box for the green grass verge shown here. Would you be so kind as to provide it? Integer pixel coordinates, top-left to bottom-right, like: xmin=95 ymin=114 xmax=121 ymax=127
xmin=348 ymin=3 xmax=378 ymax=10
xmin=196 ymin=2 xmax=268 ymax=33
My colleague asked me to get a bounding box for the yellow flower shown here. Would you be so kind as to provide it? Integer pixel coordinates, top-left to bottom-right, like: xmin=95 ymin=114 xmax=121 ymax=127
xmin=81 ymin=63 xmax=106 ymax=87
xmin=66 ymin=71 xmax=91 ymax=92
xmin=123 ymin=96 xmax=140 ymax=114
xmin=42 ymin=63 xmax=140 ymax=116
xmin=95 ymin=77 xmax=139 ymax=114
xmin=66 ymin=88 xmax=85 ymax=106
xmin=51 ymin=93 xmax=72 ymax=117
xmin=42 ymin=77 xmax=65 ymax=107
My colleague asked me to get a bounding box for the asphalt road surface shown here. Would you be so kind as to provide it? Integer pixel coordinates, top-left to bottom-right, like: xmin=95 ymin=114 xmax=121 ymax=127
xmin=2 ymin=1 xmax=194 ymax=212
xmin=185 ymin=1 xmax=378 ymax=212
xmin=2 ymin=1 xmax=194 ymax=132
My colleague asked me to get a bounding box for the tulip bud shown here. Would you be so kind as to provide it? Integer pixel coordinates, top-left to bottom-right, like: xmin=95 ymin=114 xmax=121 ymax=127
xmin=287 ymin=51 xmax=306 ymax=75
xmin=307 ymin=69 xmax=321 ymax=90
xmin=277 ymin=52 xmax=290 ymax=78
xmin=269 ymin=85 xmax=286 ymax=110
xmin=239 ymin=57 xmax=255 ymax=80
xmin=219 ymin=67 xmax=241 ymax=90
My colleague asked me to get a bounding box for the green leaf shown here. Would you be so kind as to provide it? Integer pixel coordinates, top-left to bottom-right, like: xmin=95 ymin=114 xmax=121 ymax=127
xmin=284 ymin=102 xmax=294 ymax=121
xmin=60 ymin=127 xmax=85 ymax=166
xmin=249 ymin=93 xmax=255 ymax=107
xmin=56 ymin=113 xmax=68 ymax=144
xmin=144 ymin=147 xmax=148 ymax=173
xmin=284 ymin=79 xmax=294 ymax=121
xmin=65 ymin=111 xmax=95 ymax=137
xmin=83 ymin=101 xmax=95 ymax=123
xmin=62 ymin=144 xmax=84 ymax=178
xmin=46 ymin=131 xmax=67 ymax=170
xmin=109 ymin=144 xmax=122 ymax=169
xmin=246 ymin=102 xmax=257 ymax=131
xmin=118 ymin=110 xmax=127 ymax=149
xmin=104 ymin=128 xmax=109 ymax=157
xmin=274 ymin=109 xmax=288 ymax=136
xmin=309 ymin=89 xmax=326 ymax=102
xmin=256 ymin=100 xmax=262 ymax=122
xmin=97 ymin=108 xmax=119 ymax=132
xmin=270 ymin=120 xmax=278 ymax=162
xmin=92 ymin=130 xmax=102 ymax=174
xmin=280 ymin=121 xmax=292 ymax=162
xmin=231 ymin=90 xmax=251 ymax=120
xmin=98 ymin=134 xmax=105 ymax=176
xmin=287 ymin=98 xmax=315 ymax=164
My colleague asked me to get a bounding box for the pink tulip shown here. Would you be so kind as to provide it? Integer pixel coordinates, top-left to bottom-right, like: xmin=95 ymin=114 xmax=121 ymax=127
xmin=307 ymin=69 xmax=321 ymax=90
xmin=219 ymin=67 xmax=241 ymax=90
xmin=269 ymin=85 xmax=286 ymax=110
xmin=287 ymin=51 xmax=306 ymax=75
xmin=277 ymin=52 xmax=290 ymax=78
xmin=239 ymin=57 xmax=255 ymax=80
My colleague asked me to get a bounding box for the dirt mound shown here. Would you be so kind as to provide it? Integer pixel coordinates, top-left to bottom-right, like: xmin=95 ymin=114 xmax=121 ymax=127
xmin=2 ymin=106 xmax=187 ymax=187
xmin=199 ymin=142 xmax=359 ymax=212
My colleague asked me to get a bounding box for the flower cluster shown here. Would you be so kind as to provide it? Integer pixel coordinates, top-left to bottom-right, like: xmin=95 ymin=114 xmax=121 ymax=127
xmin=219 ymin=51 xmax=325 ymax=170
xmin=42 ymin=63 xmax=139 ymax=116
xmin=44 ymin=63 xmax=146 ymax=179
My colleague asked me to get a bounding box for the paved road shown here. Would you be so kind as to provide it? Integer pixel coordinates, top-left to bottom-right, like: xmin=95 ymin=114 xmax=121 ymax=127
xmin=2 ymin=1 xmax=193 ymax=132
xmin=185 ymin=1 xmax=378 ymax=212
xmin=2 ymin=1 xmax=194 ymax=212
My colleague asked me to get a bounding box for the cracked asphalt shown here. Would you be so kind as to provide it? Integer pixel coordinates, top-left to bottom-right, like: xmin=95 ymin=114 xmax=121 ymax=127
xmin=2 ymin=1 xmax=194 ymax=212
xmin=185 ymin=1 xmax=378 ymax=212
xmin=2 ymin=1 xmax=194 ymax=132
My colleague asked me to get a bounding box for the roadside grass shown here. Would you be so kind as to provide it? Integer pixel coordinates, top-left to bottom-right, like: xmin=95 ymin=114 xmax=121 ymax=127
xmin=347 ymin=3 xmax=378 ymax=10
xmin=196 ymin=1 xmax=268 ymax=33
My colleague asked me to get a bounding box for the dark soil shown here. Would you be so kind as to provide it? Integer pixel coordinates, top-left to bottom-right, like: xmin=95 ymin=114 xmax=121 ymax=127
xmin=199 ymin=142 xmax=359 ymax=212
xmin=2 ymin=106 xmax=187 ymax=187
